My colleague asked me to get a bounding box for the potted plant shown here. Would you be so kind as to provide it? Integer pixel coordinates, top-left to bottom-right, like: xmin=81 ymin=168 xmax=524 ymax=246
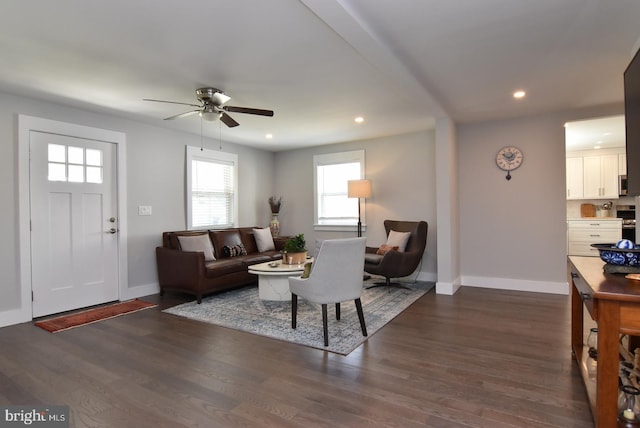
xmin=283 ymin=233 xmax=307 ymax=264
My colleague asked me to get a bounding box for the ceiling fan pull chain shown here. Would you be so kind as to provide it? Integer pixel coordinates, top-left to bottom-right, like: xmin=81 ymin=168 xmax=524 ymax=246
xmin=200 ymin=116 xmax=204 ymax=151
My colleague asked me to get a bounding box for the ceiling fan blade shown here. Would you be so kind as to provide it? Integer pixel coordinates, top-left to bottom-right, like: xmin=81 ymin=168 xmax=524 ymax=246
xmin=220 ymin=112 xmax=240 ymax=128
xmin=164 ymin=110 xmax=200 ymax=120
xmin=144 ymin=98 xmax=201 ymax=108
xmin=223 ymin=106 xmax=274 ymax=117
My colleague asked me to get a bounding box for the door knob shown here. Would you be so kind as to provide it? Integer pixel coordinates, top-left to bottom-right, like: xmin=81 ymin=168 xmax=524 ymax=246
xmin=109 ymin=217 xmax=116 ymax=223
xmin=106 ymin=228 xmax=117 ymax=234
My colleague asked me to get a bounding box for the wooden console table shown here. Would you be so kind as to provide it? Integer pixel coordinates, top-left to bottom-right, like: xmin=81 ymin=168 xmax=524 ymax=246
xmin=569 ymin=256 xmax=640 ymax=427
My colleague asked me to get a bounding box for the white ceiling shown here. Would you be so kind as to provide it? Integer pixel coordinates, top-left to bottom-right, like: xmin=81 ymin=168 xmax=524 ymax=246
xmin=1 ymin=0 xmax=639 ymax=151
xmin=565 ymin=115 xmax=626 ymax=152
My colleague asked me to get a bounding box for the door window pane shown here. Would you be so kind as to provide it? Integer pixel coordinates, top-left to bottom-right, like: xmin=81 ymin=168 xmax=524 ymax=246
xmin=68 ymin=165 xmax=84 ymax=182
xmin=86 ymin=149 xmax=102 ymax=166
xmin=48 ymin=163 xmax=66 ymax=181
xmin=48 ymin=144 xmax=66 ymax=162
xmin=68 ymin=146 xmax=84 ymax=164
xmin=86 ymin=167 xmax=102 ymax=184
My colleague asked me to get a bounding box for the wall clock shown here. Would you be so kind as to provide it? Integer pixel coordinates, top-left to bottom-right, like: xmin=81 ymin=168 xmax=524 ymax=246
xmin=495 ymin=146 xmax=523 ymax=180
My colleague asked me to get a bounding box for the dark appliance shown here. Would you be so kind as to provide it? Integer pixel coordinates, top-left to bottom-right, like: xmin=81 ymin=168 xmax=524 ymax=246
xmin=616 ymin=205 xmax=636 ymax=241
xmin=620 ymin=174 xmax=628 ymax=196
xmin=624 ymin=45 xmax=640 ymax=196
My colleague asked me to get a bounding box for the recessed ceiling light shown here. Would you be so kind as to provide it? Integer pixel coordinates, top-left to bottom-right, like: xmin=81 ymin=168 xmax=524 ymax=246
xmin=513 ymin=90 xmax=526 ymax=99
xmin=265 ymin=133 xmax=273 ymax=139
xmin=594 ymin=145 xmax=601 ymax=150
xmin=354 ymin=116 xmax=364 ymax=124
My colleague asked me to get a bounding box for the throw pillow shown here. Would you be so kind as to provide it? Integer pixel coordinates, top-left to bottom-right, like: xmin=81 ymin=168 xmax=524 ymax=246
xmin=376 ymin=244 xmax=399 ymax=255
xmin=253 ymin=227 xmax=275 ymax=252
xmin=177 ymin=234 xmax=216 ymax=261
xmin=301 ymin=262 xmax=313 ymax=278
xmin=385 ymin=230 xmax=411 ymax=252
xmin=223 ymin=243 xmax=247 ymax=257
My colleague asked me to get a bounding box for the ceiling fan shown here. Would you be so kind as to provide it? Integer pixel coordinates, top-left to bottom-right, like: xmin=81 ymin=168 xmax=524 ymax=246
xmin=144 ymin=87 xmax=274 ymax=128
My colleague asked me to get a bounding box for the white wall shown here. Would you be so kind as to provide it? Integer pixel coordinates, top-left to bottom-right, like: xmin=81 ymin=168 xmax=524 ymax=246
xmin=458 ymin=103 xmax=624 ymax=294
xmin=274 ymin=130 xmax=438 ymax=280
xmin=0 ymin=91 xmax=275 ymax=323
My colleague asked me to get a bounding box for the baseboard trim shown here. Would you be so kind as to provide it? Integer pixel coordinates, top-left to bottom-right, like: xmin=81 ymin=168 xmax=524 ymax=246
xmin=0 ymin=307 xmax=31 ymax=328
xmin=461 ymin=275 xmax=569 ymax=295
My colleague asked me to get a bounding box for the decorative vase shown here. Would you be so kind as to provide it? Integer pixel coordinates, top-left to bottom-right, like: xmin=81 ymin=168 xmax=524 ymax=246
xmin=269 ymin=213 xmax=280 ymax=237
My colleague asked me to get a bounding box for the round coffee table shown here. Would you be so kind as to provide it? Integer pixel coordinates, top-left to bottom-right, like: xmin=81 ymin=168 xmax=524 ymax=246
xmin=248 ymin=259 xmax=310 ymax=301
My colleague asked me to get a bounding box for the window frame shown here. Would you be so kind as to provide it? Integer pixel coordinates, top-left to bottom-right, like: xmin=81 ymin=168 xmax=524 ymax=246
xmin=313 ymin=150 xmax=366 ymax=232
xmin=185 ymin=146 xmax=238 ymax=230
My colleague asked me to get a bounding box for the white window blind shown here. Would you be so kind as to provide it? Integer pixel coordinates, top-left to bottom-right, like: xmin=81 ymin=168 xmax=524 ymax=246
xmin=186 ymin=146 xmax=238 ymax=229
xmin=314 ymin=150 xmax=365 ymax=228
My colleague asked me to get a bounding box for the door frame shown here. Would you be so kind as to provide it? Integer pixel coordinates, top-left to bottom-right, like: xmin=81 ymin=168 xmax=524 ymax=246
xmin=16 ymin=115 xmax=128 ymax=323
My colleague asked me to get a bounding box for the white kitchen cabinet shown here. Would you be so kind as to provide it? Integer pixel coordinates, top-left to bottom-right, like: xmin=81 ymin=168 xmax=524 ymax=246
xmin=566 ymin=157 xmax=584 ymax=199
xmin=567 ymin=219 xmax=622 ymax=256
xmin=620 ymin=153 xmax=627 ymax=175
xmin=582 ymin=154 xmax=619 ymax=199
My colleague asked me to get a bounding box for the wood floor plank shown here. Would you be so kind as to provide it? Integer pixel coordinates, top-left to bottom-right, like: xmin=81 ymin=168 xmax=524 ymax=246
xmin=0 ymin=286 xmax=594 ymax=427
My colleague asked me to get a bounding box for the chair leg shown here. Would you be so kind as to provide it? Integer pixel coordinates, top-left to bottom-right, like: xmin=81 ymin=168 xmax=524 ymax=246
xmin=355 ymin=298 xmax=367 ymax=337
xmin=291 ymin=293 xmax=298 ymax=329
xmin=322 ymin=304 xmax=329 ymax=346
xmin=335 ymin=302 xmax=340 ymax=320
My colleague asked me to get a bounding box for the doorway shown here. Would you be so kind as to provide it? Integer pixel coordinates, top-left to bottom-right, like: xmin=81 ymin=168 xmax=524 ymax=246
xmin=30 ymin=132 xmax=119 ymax=317
xmin=18 ymin=115 xmax=128 ymax=321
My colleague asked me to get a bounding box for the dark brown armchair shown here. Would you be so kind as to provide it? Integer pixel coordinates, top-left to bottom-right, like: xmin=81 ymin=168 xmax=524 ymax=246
xmin=364 ymin=220 xmax=428 ymax=288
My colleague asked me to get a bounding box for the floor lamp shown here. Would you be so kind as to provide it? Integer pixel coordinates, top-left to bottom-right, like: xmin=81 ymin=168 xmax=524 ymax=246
xmin=348 ymin=179 xmax=372 ymax=237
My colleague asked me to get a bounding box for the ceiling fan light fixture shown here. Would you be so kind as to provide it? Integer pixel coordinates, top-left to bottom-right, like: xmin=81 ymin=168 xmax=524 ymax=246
xmin=200 ymin=109 xmax=222 ymax=122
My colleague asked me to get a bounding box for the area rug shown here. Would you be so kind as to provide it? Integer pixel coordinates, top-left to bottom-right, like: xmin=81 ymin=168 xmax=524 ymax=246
xmin=35 ymin=299 xmax=157 ymax=333
xmin=163 ymin=280 xmax=434 ymax=355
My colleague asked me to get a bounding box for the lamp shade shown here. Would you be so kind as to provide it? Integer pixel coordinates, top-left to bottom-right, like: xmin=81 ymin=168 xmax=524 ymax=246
xmin=348 ymin=179 xmax=372 ymax=199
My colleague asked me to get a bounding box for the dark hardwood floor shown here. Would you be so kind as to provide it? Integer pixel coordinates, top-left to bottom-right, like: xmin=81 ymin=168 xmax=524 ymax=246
xmin=0 ymin=287 xmax=593 ymax=427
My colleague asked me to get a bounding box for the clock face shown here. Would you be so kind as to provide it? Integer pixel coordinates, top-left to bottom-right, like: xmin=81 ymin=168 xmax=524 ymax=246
xmin=496 ymin=146 xmax=523 ymax=171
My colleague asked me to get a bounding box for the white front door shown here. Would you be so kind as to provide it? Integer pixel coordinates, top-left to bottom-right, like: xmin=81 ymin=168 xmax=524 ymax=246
xmin=30 ymin=131 xmax=119 ymax=317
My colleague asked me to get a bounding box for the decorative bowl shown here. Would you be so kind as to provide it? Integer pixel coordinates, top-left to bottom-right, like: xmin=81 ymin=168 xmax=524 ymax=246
xmin=591 ymin=243 xmax=640 ymax=266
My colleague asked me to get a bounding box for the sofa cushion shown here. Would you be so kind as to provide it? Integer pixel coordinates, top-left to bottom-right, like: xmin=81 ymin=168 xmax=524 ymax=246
xmin=386 ymin=230 xmax=411 ymax=252
xmin=239 ymin=228 xmax=259 ymax=254
xmin=177 ymin=234 xmax=216 ymax=261
xmin=253 ymin=227 xmax=275 ymax=252
xmin=204 ymin=258 xmax=245 ymax=278
xmin=210 ymin=229 xmax=243 ymax=258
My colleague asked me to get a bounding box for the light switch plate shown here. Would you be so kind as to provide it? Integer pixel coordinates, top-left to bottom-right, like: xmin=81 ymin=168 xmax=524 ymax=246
xmin=138 ymin=205 xmax=152 ymax=216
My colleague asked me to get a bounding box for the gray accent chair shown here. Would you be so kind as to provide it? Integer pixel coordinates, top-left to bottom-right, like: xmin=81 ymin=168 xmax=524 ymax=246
xmin=289 ymin=237 xmax=367 ymax=347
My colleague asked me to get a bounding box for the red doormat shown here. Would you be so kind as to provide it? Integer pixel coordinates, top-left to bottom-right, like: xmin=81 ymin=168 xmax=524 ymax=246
xmin=34 ymin=299 xmax=157 ymax=333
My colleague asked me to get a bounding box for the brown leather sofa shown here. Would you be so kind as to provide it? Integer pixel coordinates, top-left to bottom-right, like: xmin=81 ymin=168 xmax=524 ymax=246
xmin=156 ymin=228 xmax=286 ymax=303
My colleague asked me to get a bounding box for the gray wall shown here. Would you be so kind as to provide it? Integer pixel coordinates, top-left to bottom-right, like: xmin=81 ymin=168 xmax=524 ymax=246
xmin=458 ymin=103 xmax=624 ymax=292
xmin=0 ymin=91 xmax=275 ymax=318
xmin=273 ymin=130 xmax=438 ymax=280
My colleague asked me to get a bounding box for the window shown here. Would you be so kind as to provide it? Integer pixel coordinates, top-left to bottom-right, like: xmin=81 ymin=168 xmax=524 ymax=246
xmin=47 ymin=143 xmax=103 ymax=183
xmin=314 ymin=150 xmax=365 ymax=230
xmin=186 ymin=146 xmax=238 ymax=229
